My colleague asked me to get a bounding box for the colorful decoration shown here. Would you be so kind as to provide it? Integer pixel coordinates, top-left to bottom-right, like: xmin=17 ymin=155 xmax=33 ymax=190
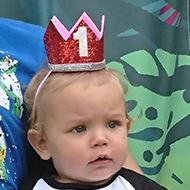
xmin=0 ymin=118 xmax=7 ymax=181
xmin=0 ymin=55 xmax=23 ymax=118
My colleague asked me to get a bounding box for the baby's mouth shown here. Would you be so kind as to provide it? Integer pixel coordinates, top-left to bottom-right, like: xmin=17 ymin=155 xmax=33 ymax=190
xmin=89 ymin=155 xmax=111 ymax=165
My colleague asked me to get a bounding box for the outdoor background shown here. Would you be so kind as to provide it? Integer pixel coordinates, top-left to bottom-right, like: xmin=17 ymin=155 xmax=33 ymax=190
xmin=0 ymin=0 xmax=190 ymax=189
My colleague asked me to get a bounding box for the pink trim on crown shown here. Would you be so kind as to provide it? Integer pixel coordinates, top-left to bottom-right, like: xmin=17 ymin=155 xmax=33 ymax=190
xmin=51 ymin=12 xmax=105 ymax=40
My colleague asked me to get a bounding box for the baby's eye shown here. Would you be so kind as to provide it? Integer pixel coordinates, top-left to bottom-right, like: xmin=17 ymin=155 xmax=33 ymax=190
xmin=107 ymin=121 xmax=117 ymax=129
xmin=73 ymin=126 xmax=86 ymax=133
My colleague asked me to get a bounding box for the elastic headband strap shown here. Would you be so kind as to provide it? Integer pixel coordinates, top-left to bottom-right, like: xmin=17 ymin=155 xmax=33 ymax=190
xmin=34 ymin=70 xmax=52 ymax=99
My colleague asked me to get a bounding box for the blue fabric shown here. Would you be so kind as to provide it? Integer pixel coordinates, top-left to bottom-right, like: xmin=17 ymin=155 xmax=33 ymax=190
xmin=0 ymin=18 xmax=46 ymax=189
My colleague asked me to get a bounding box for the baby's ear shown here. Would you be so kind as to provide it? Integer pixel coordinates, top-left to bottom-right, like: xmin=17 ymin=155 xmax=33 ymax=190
xmin=27 ymin=128 xmax=51 ymax=160
xmin=126 ymin=119 xmax=131 ymax=132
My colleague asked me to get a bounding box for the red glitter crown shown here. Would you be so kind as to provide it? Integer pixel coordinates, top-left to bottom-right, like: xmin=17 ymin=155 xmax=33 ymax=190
xmin=43 ymin=12 xmax=105 ymax=71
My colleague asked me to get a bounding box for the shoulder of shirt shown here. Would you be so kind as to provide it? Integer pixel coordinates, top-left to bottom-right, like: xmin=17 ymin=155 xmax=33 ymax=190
xmin=18 ymin=168 xmax=168 ymax=190
xmin=118 ymin=168 xmax=168 ymax=190
xmin=18 ymin=175 xmax=42 ymax=190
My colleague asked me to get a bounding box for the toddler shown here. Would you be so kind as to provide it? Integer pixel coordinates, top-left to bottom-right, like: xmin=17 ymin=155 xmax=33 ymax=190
xmin=19 ymin=12 xmax=167 ymax=190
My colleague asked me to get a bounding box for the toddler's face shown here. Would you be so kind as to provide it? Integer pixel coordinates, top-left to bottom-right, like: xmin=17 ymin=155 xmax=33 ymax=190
xmin=43 ymin=78 xmax=129 ymax=184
